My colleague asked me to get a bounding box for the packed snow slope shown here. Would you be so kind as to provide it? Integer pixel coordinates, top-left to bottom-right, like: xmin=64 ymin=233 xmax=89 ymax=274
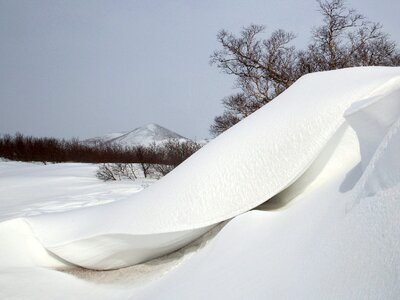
xmin=9 ymin=66 xmax=396 ymax=271
xmin=84 ymin=123 xmax=189 ymax=147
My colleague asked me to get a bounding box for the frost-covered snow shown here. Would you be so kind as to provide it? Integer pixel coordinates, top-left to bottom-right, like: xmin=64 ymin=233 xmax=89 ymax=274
xmin=84 ymin=123 xmax=189 ymax=147
xmin=1 ymin=67 xmax=400 ymax=299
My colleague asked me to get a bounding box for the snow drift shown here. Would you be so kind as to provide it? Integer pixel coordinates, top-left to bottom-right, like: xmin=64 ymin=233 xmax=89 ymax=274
xmin=10 ymin=66 xmax=397 ymax=271
xmin=1 ymin=67 xmax=400 ymax=274
xmin=130 ymin=71 xmax=400 ymax=299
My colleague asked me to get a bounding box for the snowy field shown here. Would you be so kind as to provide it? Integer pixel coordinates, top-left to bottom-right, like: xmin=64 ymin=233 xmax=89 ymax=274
xmin=1 ymin=67 xmax=400 ymax=299
xmin=0 ymin=162 xmax=155 ymax=221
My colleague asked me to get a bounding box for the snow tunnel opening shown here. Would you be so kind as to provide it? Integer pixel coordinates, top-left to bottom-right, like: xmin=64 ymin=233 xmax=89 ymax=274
xmin=56 ymin=222 xmax=227 ymax=285
xmin=256 ymin=122 xmax=358 ymax=211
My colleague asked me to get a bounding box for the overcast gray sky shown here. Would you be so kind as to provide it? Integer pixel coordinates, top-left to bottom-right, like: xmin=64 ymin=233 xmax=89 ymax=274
xmin=1 ymin=0 xmax=399 ymax=140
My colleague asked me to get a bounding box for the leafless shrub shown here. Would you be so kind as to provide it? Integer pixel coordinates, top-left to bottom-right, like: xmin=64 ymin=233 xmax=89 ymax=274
xmin=94 ymin=139 xmax=202 ymax=182
xmin=96 ymin=164 xmax=117 ymax=181
xmin=151 ymin=164 xmax=175 ymax=177
xmin=124 ymin=163 xmax=139 ymax=180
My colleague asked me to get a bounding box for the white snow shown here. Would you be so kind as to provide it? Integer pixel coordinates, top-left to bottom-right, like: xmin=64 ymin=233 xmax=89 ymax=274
xmin=1 ymin=66 xmax=399 ymax=299
xmin=0 ymin=162 xmax=153 ymax=221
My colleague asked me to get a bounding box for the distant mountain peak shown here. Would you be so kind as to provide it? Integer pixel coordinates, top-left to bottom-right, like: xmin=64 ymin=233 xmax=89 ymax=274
xmin=144 ymin=123 xmax=160 ymax=130
xmin=84 ymin=123 xmax=189 ymax=147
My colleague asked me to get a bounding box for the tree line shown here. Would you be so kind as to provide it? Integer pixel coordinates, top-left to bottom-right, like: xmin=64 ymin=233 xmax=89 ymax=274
xmin=210 ymin=0 xmax=400 ymax=136
xmin=0 ymin=133 xmax=201 ymax=167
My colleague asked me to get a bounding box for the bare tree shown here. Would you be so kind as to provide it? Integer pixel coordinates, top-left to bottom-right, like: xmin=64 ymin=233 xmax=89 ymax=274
xmin=303 ymin=0 xmax=400 ymax=71
xmin=94 ymin=140 xmax=203 ymax=182
xmin=133 ymin=146 xmax=153 ymax=178
xmin=210 ymin=25 xmax=298 ymax=136
xmin=210 ymin=0 xmax=400 ymax=136
xmin=210 ymin=109 xmax=241 ymax=137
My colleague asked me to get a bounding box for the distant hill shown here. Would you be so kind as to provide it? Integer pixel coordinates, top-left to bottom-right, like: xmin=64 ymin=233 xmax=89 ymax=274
xmin=84 ymin=123 xmax=190 ymax=148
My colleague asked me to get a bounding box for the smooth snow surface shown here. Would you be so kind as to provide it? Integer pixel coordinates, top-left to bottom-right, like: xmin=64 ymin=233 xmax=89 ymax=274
xmin=1 ymin=67 xmax=400 ymax=299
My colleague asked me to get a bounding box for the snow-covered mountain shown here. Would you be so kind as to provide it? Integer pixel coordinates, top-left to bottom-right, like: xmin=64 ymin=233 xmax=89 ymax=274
xmin=85 ymin=123 xmax=190 ymax=147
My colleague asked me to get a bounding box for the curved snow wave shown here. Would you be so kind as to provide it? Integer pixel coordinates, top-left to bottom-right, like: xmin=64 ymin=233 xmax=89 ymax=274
xmin=12 ymin=122 xmax=360 ymax=271
xmin=17 ymin=67 xmax=400 ymax=270
xmin=0 ymin=218 xmax=70 ymax=269
xmin=128 ymin=70 xmax=400 ymax=300
xmin=0 ymin=217 xmax=212 ymax=270
xmin=46 ymin=226 xmax=213 ymax=270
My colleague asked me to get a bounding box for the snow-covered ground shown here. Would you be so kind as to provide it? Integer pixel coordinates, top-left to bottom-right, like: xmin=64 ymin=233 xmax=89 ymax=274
xmin=0 ymin=162 xmax=155 ymax=222
xmin=1 ymin=67 xmax=399 ymax=299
